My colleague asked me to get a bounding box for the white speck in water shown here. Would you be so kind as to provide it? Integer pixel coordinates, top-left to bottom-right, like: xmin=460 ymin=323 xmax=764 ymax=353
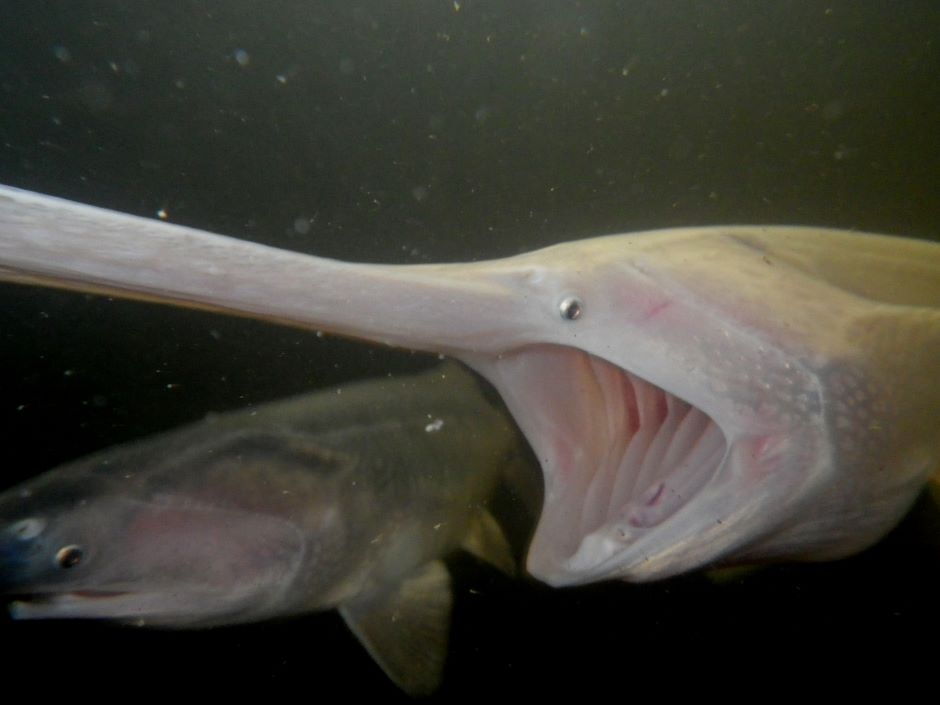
xmin=234 ymin=49 xmax=250 ymax=66
xmin=411 ymin=185 xmax=428 ymax=202
xmin=293 ymin=216 xmax=311 ymax=235
xmin=425 ymin=418 xmax=444 ymax=433
xmin=174 ymin=78 xmax=186 ymax=89
xmin=16 ymin=404 xmax=25 ymax=411
xmin=474 ymin=106 xmax=491 ymax=123
xmin=833 ymin=144 xmax=855 ymax=161
xmin=63 ymin=369 xmax=74 ymax=377
xmin=433 ymin=523 xmax=443 ymax=530
xmin=53 ymin=46 xmax=71 ymax=63
xmin=276 ymin=74 xmax=287 ymax=84
xmin=157 ymin=208 xmax=168 ymax=220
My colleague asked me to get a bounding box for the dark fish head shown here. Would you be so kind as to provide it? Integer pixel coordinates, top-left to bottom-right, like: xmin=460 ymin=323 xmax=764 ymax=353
xmin=0 ymin=452 xmax=308 ymax=626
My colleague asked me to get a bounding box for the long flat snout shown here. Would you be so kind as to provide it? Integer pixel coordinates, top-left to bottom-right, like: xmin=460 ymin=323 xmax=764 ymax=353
xmin=0 ymin=185 xmax=536 ymax=355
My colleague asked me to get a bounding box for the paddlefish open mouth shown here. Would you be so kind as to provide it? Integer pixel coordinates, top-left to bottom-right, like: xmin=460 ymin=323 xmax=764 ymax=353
xmin=477 ymin=344 xmax=729 ymax=583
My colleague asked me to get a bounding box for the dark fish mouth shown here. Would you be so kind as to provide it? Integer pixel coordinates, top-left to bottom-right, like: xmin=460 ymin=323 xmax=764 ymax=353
xmin=7 ymin=590 xmax=154 ymax=621
xmin=7 ymin=589 xmax=129 ymax=602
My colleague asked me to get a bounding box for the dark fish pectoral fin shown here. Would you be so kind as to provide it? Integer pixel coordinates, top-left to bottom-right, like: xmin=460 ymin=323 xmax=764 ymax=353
xmin=461 ymin=510 xmax=516 ymax=576
xmin=339 ymin=560 xmax=452 ymax=696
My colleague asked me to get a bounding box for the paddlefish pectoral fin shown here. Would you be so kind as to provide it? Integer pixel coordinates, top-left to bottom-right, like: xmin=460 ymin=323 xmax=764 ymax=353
xmin=339 ymin=560 xmax=452 ymax=696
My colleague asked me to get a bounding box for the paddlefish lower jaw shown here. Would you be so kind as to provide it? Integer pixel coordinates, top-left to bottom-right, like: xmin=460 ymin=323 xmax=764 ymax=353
xmin=493 ymin=336 xmax=933 ymax=585
xmin=473 ymin=346 xmax=775 ymax=586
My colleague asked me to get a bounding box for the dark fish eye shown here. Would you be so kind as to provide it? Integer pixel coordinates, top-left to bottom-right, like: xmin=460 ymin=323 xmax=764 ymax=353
xmin=56 ymin=545 xmax=84 ymax=569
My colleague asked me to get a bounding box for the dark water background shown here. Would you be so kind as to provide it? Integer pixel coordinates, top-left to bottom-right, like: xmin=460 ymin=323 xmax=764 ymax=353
xmin=1 ymin=1 xmax=938 ymax=697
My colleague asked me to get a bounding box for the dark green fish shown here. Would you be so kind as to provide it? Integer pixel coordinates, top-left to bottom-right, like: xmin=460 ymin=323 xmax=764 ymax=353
xmin=0 ymin=363 xmax=536 ymax=695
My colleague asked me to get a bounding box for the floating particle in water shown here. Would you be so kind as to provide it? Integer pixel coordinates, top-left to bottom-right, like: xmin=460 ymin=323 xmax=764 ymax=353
xmin=53 ymin=45 xmax=71 ymax=63
xmin=276 ymin=74 xmax=287 ymax=84
xmin=474 ymin=106 xmax=491 ymax=124
xmin=411 ymin=185 xmax=428 ymax=202
xmin=833 ymin=144 xmax=856 ymax=161
xmin=425 ymin=418 xmax=444 ymax=433
xmin=234 ymin=49 xmax=250 ymax=67
xmin=157 ymin=208 xmax=168 ymax=219
xmin=293 ymin=216 xmax=311 ymax=235
xmin=339 ymin=57 xmax=355 ymax=75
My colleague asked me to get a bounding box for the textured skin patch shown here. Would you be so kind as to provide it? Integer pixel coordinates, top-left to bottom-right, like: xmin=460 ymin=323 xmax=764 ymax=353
xmin=819 ymin=362 xmax=894 ymax=485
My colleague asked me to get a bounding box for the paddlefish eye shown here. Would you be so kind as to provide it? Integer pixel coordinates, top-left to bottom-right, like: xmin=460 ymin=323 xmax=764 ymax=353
xmin=559 ymin=296 xmax=583 ymax=321
xmin=11 ymin=517 xmax=46 ymax=540
xmin=55 ymin=545 xmax=84 ymax=569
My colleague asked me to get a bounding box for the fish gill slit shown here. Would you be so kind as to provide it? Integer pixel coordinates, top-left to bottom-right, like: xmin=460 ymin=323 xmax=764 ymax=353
xmin=606 ymin=376 xmax=665 ymax=515
xmin=578 ymin=358 xmax=634 ymax=535
xmin=591 ymin=367 xmax=727 ymax=533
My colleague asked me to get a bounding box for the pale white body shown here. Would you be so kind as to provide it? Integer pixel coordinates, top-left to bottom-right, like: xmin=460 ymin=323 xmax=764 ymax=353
xmin=1 ymin=185 xmax=938 ymax=586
